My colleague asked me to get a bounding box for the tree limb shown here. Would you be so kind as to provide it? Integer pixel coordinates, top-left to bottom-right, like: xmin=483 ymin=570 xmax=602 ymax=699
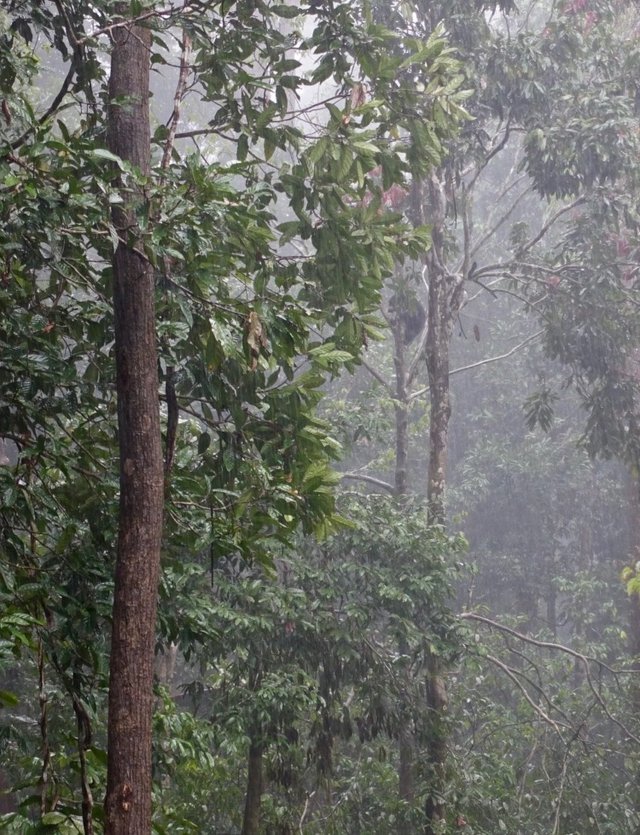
xmin=516 ymin=197 xmax=585 ymax=258
xmin=462 ymin=611 xmax=640 ymax=745
xmin=361 ymin=358 xmax=393 ymax=394
xmin=460 ymin=612 xmax=640 ymax=674
xmin=408 ymin=331 xmax=543 ymax=402
xmin=484 ymin=652 xmax=568 ymax=737
xmin=160 ymin=26 xmax=192 ymax=174
xmin=7 ymin=7 xmax=80 ymax=152
xmin=449 ymin=330 xmax=543 ymax=376
xmin=340 ymin=472 xmax=395 ymax=494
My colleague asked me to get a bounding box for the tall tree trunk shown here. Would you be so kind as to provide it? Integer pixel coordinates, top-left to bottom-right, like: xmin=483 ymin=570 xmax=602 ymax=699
xmin=104 ymin=10 xmax=164 ymax=835
xmin=393 ymin=329 xmax=409 ymax=499
xmin=392 ymin=316 xmax=414 ymax=808
xmin=423 ymin=666 xmax=448 ymax=835
xmin=0 ymin=768 xmax=16 ymax=815
xmin=398 ymin=728 xmax=414 ymax=806
xmin=242 ymin=738 xmax=264 ymax=835
xmin=625 ymin=468 xmax=640 ymax=835
xmin=424 ymin=272 xmax=450 ymax=831
xmin=425 ymin=178 xmax=452 ymax=528
xmin=626 ymin=470 xmax=640 ymax=691
xmin=422 ymin=173 xmax=461 ymax=835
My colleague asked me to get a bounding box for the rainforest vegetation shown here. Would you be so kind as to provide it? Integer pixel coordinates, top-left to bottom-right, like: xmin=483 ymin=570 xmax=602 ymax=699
xmin=2 ymin=1 xmax=640 ymax=833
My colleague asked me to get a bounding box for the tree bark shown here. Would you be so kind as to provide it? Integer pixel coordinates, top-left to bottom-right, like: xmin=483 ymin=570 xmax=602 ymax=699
xmin=398 ymin=725 xmax=414 ymax=806
xmin=625 ymin=468 xmax=640 ymax=835
xmin=390 ymin=300 xmax=416 ymax=811
xmin=422 ymin=173 xmax=460 ymax=835
xmin=104 ymin=10 xmax=164 ymax=835
xmin=423 ymin=666 xmax=448 ymax=835
xmin=393 ymin=321 xmax=409 ymax=498
xmin=242 ymin=739 xmax=264 ymax=835
xmin=626 ymin=470 xmax=640 ymax=691
xmin=425 ymin=177 xmax=453 ymax=528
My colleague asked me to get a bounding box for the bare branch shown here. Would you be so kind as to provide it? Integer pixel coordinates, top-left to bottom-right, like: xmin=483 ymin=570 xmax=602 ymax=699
xmin=75 ymin=6 xmax=184 ymax=47
xmin=461 ymin=612 xmax=640 ymax=675
xmin=407 ymin=331 xmax=543 ymax=402
xmin=160 ymin=26 xmax=192 ymax=174
xmin=174 ymin=127 xmax=219 ymax=141
xmin=449 ymin=330 xmax=543 ymax=376
xmin=469 ymin=178 xmax=531 ymax=264
xmin=340 ymin=472 xmax=395 ymax=494
xmin=516 ymin=197 xmax=585 ymax=258
xmin=466 ymin=118 xmax=513 ymax=192
xmin=463 ymin=611 xmax=640 ymax=746
xmin=484 ymin=653 xmax=568 ymax=737
xmin=361 ymin=358 xmax=393 ymax=394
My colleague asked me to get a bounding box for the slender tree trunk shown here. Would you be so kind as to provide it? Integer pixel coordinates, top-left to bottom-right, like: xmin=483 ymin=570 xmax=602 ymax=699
xmin=625 ymin=468 xmax=640 ymax=835
xmin=392 ymin=318 xmax=415 ymax=809
xmin=393 ymin=325 xmax=409 ymax=498
xmin=398 ymin=725 xmax=414 ymax=806
xmin=546 ymin=579 xmax=557 ymax=639
xmin=242 ymin=739 xmax=264 ymax=835
xmin=0 ymin=768 xmax=16 ymax=814
xmin=104 ymin=9 xmax=164 ymax=835
xmin=422 ymin=173 xmax=461 ymax=835
xmin=626 ymin=470 xmax=640 ymax=689
xmin=424 ymin=204 xmax=449 ymax=835
xmin=425 ymin=180 xmax=452 ymax=528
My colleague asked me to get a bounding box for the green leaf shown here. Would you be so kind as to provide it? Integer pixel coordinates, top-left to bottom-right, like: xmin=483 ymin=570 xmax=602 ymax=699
xmin=197 ymin=432 xmax=211 ymax=454
xmin=306 ymin=136 xmax=329 ymax=167
xmin=237 ymin=133 xmax=249 ymax=161
xmin=92 ymin=148 xmax=125 ymax=170
xmin=271 ymin=4 xmax=300 ymax=18
xmin=0 ymin=689 xmax=18 ymax=707
xmin=41 ymin=811 xmax=68 ymax=825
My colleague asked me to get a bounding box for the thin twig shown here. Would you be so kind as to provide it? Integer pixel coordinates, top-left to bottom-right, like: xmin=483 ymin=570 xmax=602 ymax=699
xmin=449 ymin=330 xmax=543 ymax=376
